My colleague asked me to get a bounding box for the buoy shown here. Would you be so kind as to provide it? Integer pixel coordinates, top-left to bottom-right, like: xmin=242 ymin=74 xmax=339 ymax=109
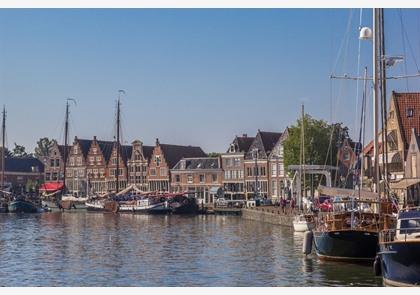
xmin=373 ymin=255 xmax=382 ymax=276
xmin=302 ymin=230 xmax=313 ymax=255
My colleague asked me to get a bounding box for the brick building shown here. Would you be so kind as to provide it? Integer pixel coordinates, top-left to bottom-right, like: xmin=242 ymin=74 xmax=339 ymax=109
xmin=127 ymin=140 xmax=154 ymax=192
xmin=171 ymin=157 xmax=223 ymax=204
xmin=43 ymin=141 xmax=70 ymax=182
xmin=85 ymin=137 xmax=113 ymax=194
xmin=221 ymin=134 xmax=254 ymax=200
xmin=148 ymin=138 xmax=207 ymax=192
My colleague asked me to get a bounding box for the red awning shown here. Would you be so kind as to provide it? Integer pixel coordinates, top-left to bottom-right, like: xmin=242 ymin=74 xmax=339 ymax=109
xmin=39 ymin=181 xmax=64 ymax=192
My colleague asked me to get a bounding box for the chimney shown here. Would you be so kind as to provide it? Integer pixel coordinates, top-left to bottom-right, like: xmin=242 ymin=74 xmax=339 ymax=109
xmin=242 ymin=134 xmax=247 ymax=137
xmin=93 ymin=136 xmax=97 ymax=141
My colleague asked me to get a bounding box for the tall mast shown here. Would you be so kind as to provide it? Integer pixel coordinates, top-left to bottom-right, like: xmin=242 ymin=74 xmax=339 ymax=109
xmin=379 ymin=8 xmax=389 ymax=200
xmin=300 ymin=103 xmax=305 ymax=211
xmin=373 ymin=8 xmax=381 ymax=199
xmin=1 ymin=106 xmax=5 ymax=189
xmin=63 ymin=100 xmax=69 ymax=190
xmin=116 ymin=90 xmax=123 ymax=193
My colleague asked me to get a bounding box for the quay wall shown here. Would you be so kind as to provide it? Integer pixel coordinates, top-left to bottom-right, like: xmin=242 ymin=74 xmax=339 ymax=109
xmin=241 ymin=207 xmax=293 ymax=227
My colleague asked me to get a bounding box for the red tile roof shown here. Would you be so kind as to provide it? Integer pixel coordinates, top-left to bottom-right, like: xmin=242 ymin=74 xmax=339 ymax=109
xmin=393 ymin=92 xmax=420 ymax=148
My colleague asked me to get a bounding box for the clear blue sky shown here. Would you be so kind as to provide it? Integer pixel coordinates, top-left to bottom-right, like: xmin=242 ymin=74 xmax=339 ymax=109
xmin=1 ymin=9 xmax=420 ymax=154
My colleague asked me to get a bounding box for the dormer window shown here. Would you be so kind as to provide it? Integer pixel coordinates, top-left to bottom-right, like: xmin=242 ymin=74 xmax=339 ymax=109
xmin=180 ymin=160 xmax=186 ymax=170
xmin=407 ymin=108 xmax=414 ymax=118
xmin=230 ymin=143 xmax=235 ymax=153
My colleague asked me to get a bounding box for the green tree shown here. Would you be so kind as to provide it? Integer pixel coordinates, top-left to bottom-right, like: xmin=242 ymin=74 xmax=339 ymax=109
xmin=34 ymin=137 xmax=57 ymax=159
xmin=12 ymin=143 xmax=28 ymax=157
xmin=283 ymin=114 xmax=350 ymax=188
xmin=208 ymin=152 xmax=221 ymax=157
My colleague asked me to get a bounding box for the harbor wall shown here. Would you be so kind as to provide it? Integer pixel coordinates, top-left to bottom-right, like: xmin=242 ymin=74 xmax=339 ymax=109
xmin=241 ymin=207 xmax=293 ymax=227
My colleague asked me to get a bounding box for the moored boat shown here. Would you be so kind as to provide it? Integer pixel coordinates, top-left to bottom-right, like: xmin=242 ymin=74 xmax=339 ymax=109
xmin=293 ymin=214 xmax=315 ymax=232
xmin=376 ymin=207 xmax=420 ymax=286
xmin=8 ymin=197 xmax=38 ymax=213
xmin=169 ymin=194 xmax=199 ymax=214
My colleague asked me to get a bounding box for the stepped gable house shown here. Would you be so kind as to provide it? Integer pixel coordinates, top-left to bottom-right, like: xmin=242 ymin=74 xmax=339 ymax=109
xmin=148 ymin=138 xmax=207 ymax=192
xmin=171 ymin=157 xmax=223 ymax=204
xmin=127 ymin=140 xmax=154 ymax=192
xmin=86 ymin=136 xmax=114 ymax=194
xmin=106 ymin=142 xmax=133 ymax=192
xmin=244 ymin=130 xmax=283 ymax=200
xmin=43 ymin=141 xmax=70 ymax=182
xmin=65 ymin=137 xmax=92 ymax=197
xmin=221 ymin=134 xmax=255 ymax=200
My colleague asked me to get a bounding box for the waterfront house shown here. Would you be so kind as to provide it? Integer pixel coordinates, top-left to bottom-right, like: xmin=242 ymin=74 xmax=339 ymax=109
xmin=106 ymin=142 xmax=132 ymax=192
xmin=1 ymin=156 xmax=44 ymax=191
xmin=127 ymin=140 xmax=154 ymax=192
xmin=221 ymin=134 xmax=254 ymax=200
xmin=268 ymin=128 xmax=289 ymax=201
xmin=148 ymin=138 xmax=207 ymax=192
xmin=65 ymin=137 xmax=91 ymax=197
xmin=244 ymin=130 xmax=283 ymax=200
xmin=171 ymin=157 xmax=223 ymax=204
xmin=86 ymin=136 xmax=113 ymax=194
xmin=43 ymin=141 xmax=70 ymax=182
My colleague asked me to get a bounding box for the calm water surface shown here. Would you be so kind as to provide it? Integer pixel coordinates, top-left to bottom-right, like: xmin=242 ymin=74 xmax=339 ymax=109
xmin=0 ymin=212 xmax=382 ymax=287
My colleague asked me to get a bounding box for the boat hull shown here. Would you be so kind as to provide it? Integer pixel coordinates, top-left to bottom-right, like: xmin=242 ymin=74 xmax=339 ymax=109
xmin=379 ymin=241 xmax=420 ymax=286
xmin=8 ymin=200 xmax=38 ymax=213
xmin=313 ymin=230 xmax=378 ymax=261
xmin=293 ymin=221 xmax=315 ymax=232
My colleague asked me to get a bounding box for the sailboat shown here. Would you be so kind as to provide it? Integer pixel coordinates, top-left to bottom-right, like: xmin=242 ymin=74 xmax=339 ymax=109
xmin=293 ymin=104 xmax=315 ymax=232
xmin=86 ymin=91 xmax=124 ymax=212
xmin=312 ymin=9 xmax=395 ymax=261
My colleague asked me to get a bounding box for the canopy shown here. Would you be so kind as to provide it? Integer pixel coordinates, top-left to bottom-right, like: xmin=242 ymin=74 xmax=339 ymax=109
xmin=389 ymin=178 xmax=420 ymax=190
xmin=39 ymin=181 xmax=64 ymax=192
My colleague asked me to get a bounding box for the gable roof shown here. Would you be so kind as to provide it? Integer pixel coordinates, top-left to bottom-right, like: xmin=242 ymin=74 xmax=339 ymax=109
xmin=5 ymin=157 xmax=44 ymax=173
xmin=172 ymin=157 xmax=220 ymax=170
xmin=159 ymin=144 xmax=207 ymax=168
xmin=393 ymin=92 xmax=420 ymax=149
xmin=120 ymin=145 xmax=133 ymax=164
xmin=259 ymin=131 xmax=283 ymax=154
xmin=96 ymin=140 xmax=114 ymax=163
xmin=76 ymin=139 xmax=93 ymax=158
xmin=235 ymin=136 xmax=255 ymax=152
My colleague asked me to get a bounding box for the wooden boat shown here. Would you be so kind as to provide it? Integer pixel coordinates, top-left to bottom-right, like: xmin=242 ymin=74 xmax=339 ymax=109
xmin=376 ymin=207 xmax=420 ymax=286
xmin=293 ymin=214 xmax=315 ymax=232
xmin=169 ymin=194 xmax=198 ymax=214
xmin=313 ymin=187 xmax=395 ymax=262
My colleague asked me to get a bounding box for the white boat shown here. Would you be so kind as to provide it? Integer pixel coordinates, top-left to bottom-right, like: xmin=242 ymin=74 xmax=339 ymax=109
xmin=293 ymin=214 xmax=315 ymax=232
xmin=118 ymin=198 xmax=171 ymax=214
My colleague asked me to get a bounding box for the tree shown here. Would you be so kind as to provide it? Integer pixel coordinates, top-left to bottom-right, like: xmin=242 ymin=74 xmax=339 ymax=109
xmin=283 ymin=114 xmax=350 ymax=188
xmin=208 ymin=152 xmax=221 ymax=158
xmin=12 ymin=143 xmax=28 ymax=157
xmin=34 ymin=137 xmax=57 ymax=159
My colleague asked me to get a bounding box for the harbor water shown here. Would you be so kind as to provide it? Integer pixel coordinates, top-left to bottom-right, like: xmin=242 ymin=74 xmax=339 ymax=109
xmin=0 ymin=213 xmax=382 ymax=287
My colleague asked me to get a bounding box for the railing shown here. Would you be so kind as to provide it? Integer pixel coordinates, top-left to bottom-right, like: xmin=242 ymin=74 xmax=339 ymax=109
xmin=380 ymin=227 xmax=420 ymax=243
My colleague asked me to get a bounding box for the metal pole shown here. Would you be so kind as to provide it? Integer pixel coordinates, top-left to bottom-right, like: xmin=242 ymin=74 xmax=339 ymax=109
xmin=116 ymin=93 xmax=121 ymax=193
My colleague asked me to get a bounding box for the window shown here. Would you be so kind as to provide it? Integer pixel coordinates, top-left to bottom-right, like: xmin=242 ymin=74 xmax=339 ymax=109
xmin=279 ymin=163 xmax=284 ymax=177
xmin=155 ymin=155 xmax=161 ymax=167
xmin=89 ymin=156 xmax=95 ymax=163
xmin=199 ymin=174 xmax=205 ymax=183
xmin=212 ymin=174 xmax=217 ymax=183
xmin=150 ymin=168 xmax=156 ymax=176
xmin=96 ymin=156 xmax=102 ymax=162
xmin=234 ymin=158 xmax=241 ymax=167
xmin=112 ymin=158 xmax=117 ymax=165
xmin=76 ymin=157 xmax=82 ymax=165
xmin=224 ymin=171 xmax=229 ymax=179
xmin=55 ymin=159 xmax=60 ymax=167
xmin=46 ymin=173 xmax=51 ymax=180
xmin=50 ymin=159 xmax=55 ymax=167
xmin=74 ymin=146 xmax=78 ymax=154
xmin=160 ymin=168 xmax=167 ymax=177
xmin=187 ymin=174 xmax=193 ymax=184
xmin=92 ymin=147 xmax=97 ymax=154
xmin=175 ymin=175 xmax=180 ymax=183
xmin=272 ymin=180 xmax=278 ymax=196
xmin=79 ymin=169 xmax=84 ymax=177
xmin=272 ymin=163 xmax=277 ymax=177
xmin=407 ymin=108 xmax=414 ymax=117
xmin=69 ymin=157 xmax=75 ymax=166
xmin=134 ymin=151 xmax=141 ymax=161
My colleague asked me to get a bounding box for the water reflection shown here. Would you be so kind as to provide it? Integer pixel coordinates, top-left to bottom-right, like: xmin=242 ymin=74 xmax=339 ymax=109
xmin=0 ymin=213 xmax=382 ymax=286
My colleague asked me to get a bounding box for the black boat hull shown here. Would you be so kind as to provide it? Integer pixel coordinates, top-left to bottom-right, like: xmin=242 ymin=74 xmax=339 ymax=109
xmin=313 ymin=230 xmax=378 ymax=261
xmin=8 ymin=200 xmax=38 ymax=213
xmin=379 ymin=241 xmax=420 ymax=286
